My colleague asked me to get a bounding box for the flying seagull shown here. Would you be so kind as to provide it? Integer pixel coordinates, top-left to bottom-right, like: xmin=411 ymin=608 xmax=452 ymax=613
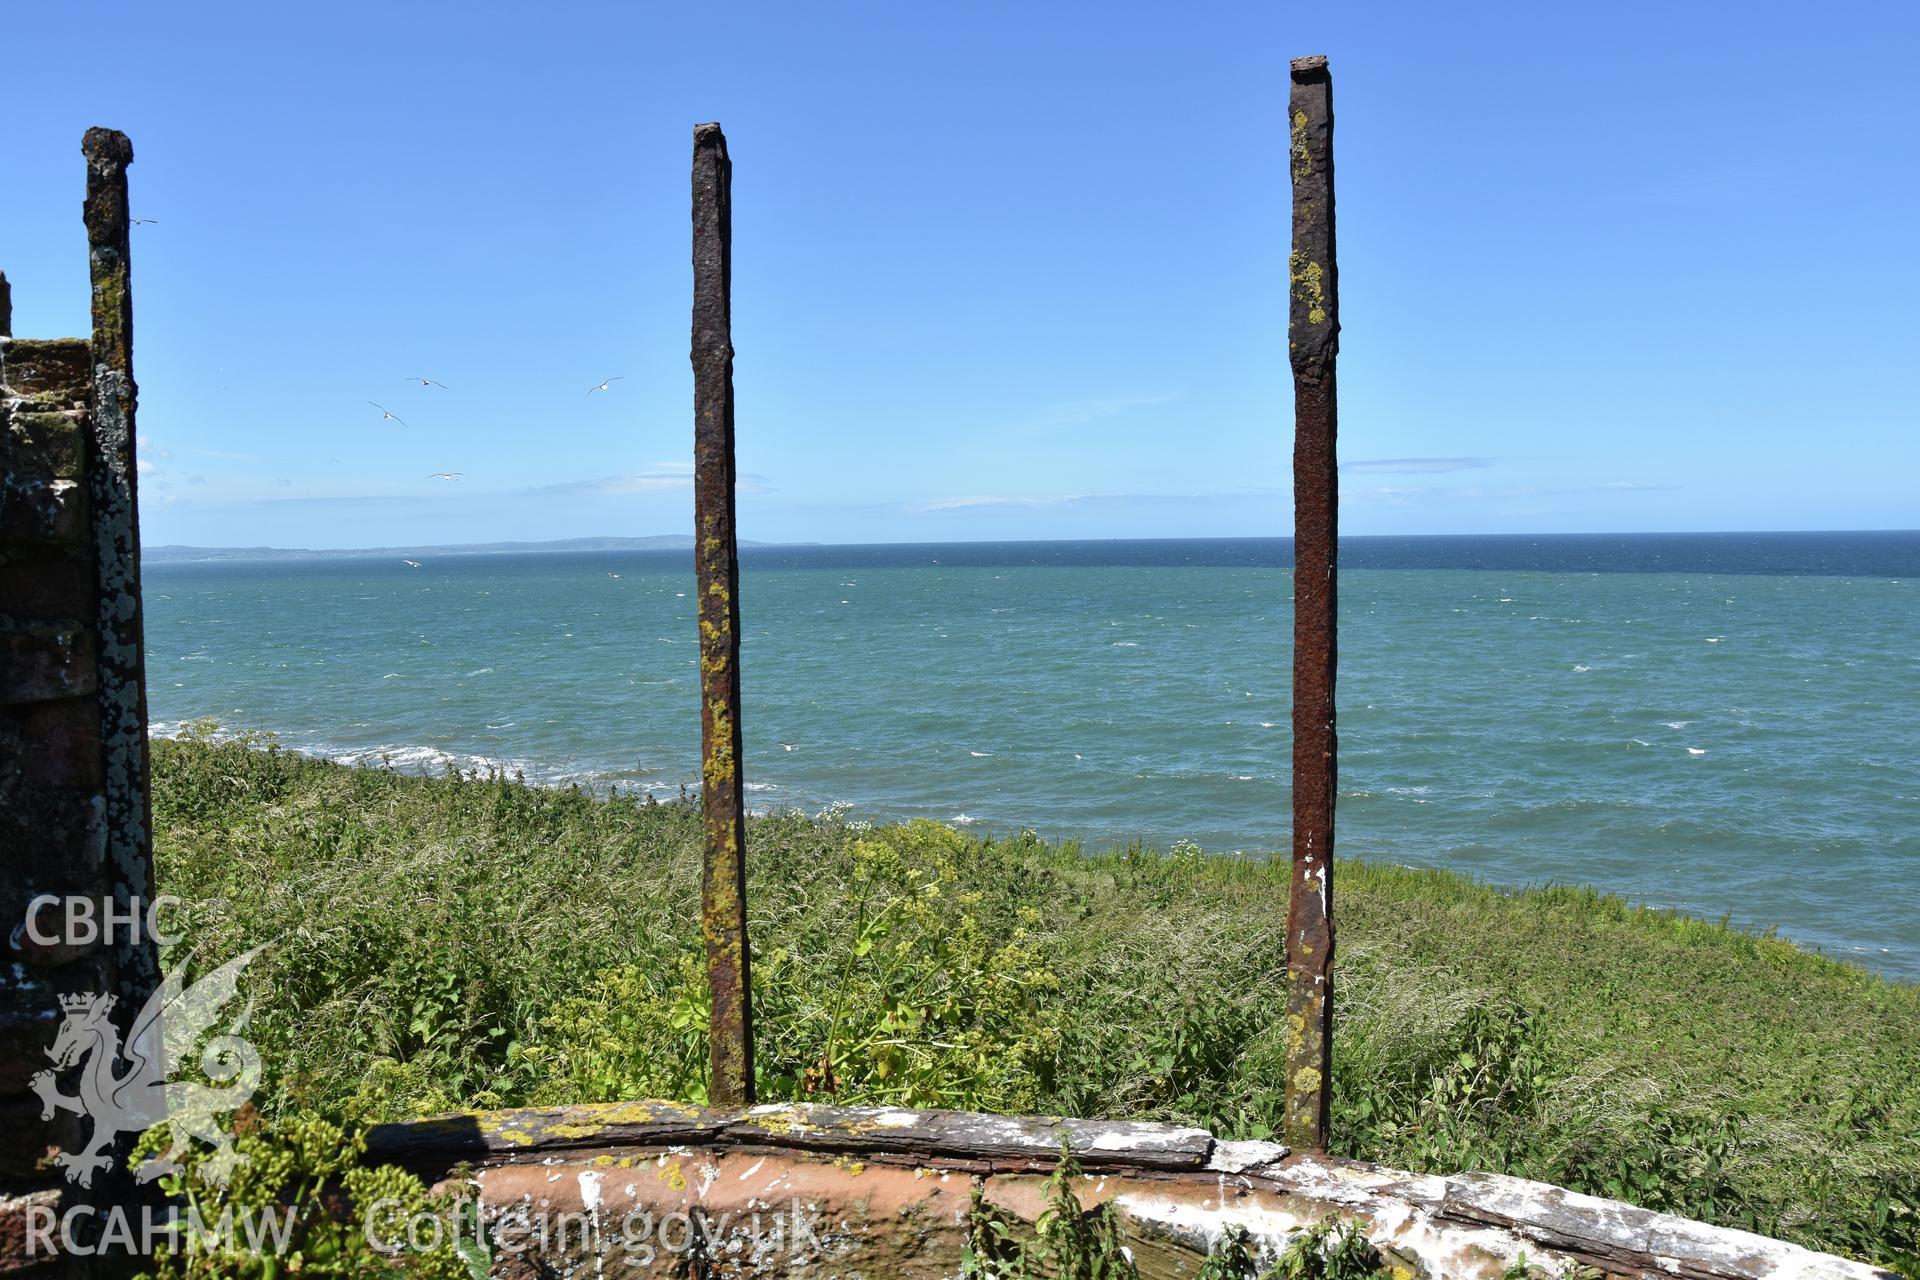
xmin=586 ymin=377 xmax=625 ymax=397
xmin=369 ymin=402 xmax=408 ymax=427
xmin=428 ymin=472 xmax=463 ymax=480
xmin=406 ymin=377 xmax=448 ymax=389
xmin=402 ymin=560 xmax=422 ymax=568
xmin=131 ymin=218 xmax=158 ymax=226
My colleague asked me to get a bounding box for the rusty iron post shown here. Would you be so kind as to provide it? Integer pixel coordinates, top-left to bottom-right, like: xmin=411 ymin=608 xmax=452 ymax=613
xmin=83 ymin=127 xmax=162 ymax=1016
xmin=1283 ymin=56 xmax=1338 ymax=1153
xmin=691 ymin=121 xmax=754 ymax=1106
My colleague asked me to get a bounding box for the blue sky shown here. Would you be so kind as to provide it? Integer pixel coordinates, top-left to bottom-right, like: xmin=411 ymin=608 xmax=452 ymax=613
xmin=6 ymin=0 xmax=1916 ymax=547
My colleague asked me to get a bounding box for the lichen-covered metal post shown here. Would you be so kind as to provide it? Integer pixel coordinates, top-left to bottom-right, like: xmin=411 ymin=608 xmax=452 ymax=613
xmin=691 ymin=121 xmax=755 ymax=1105
xmin=1283 ymin=55 xmax=1339 ymax=1153
xmin=82 ymin=126 xmax=161 ymax=1015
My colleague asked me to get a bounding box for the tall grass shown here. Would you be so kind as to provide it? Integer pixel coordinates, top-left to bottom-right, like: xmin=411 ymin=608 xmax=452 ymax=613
xmin=151 ymin=736 xmax=1920 ymax=1265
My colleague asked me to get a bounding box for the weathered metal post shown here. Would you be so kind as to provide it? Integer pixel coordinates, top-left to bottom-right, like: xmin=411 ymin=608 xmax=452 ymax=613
xmin=691 ymin=121 xmax=754 ymax=1105
xmin=1283 ymin=55 xmax=1338 ymax=1153
xmin=83 ymin=126 xmax=161 ymax=1014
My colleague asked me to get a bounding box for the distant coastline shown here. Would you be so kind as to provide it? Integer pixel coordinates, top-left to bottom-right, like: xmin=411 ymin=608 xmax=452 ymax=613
xmin=144 ymin=529 xmax=1920 ymax=572
xmin=145 ymin=535 xmax=794 ymax=563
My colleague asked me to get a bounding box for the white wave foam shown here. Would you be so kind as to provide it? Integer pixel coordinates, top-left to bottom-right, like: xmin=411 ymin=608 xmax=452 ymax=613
xmin=330 ymin=743 xmax=517 ymax=775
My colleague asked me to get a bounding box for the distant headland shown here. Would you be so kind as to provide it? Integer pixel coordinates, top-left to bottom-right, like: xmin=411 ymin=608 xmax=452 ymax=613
xmin=145 ymin=536 xmax=793 ymax=563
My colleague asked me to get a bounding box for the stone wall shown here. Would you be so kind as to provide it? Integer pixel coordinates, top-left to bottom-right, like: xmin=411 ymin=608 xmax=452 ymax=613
xmin=363 ymin=1100 xmax=1896 ymax=1279
xmin=0 ymin=127 xmax=155 ymax=1278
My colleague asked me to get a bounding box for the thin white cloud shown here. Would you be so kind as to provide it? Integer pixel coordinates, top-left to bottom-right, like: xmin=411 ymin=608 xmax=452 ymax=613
xmin=1348 ymin=480 xmax=1678 ymax=505
xmin=534 ymin=462 xmax=770 ymax=496
xmin=907 ymin=489 xmax=1283 ymax=514
xmin=910 ymin=493 xmax=1100 ymax=513
xmin=1342 ymin=457 xmax=1494 ymax=474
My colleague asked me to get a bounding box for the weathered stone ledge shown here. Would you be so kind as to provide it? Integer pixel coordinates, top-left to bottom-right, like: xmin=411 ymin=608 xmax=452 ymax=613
xmin=366 ymin=1101 xmax=1892 ymax=1279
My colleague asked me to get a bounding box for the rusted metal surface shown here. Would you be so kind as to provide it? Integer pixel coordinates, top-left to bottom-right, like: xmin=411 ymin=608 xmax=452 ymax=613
xmin=82 ymin=126 xmax=161 ymax=1019
xmin=1283 ymin=54 xmax=1339 ymax=1154
xmin=691 ymin=121 xmax=755 ymax=1106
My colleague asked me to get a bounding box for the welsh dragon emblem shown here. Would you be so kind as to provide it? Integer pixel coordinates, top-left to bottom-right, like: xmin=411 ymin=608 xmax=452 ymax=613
xmin=31 ymin=948 xmax=263 ymax=1188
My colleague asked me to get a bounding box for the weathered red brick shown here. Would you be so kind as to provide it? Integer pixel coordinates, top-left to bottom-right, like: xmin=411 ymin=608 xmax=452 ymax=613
xmin=0 ymin=1099 xmax=67 ymax=1184
xmin=0 ymin=1189 xmax=67 ymax=1276
xmin=0 ymin=702 xmax=100 ymax=790
xmin=0 ymin=412 xmax=85 ymax=483
xmin=0 ymin=557 xmax=94 ymax=622
xmin=0 ymin=955 xmax=113 ymax=1095
xmin=0 ymin=622 xmax=95 ymax=707
xmin=0 ymin=340 xmax=90 ymax=408
xmin=0 ymin=479 xmax=86 ymax=549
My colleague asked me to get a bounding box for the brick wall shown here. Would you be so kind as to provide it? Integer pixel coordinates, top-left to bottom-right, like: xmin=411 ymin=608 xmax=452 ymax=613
xmin=0 ymin=127 xmax=154 ymax=1278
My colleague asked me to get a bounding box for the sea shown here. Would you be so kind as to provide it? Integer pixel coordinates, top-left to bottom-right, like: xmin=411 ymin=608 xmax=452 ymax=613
xmin=145 ymin=532 xmax=1920 ymax=979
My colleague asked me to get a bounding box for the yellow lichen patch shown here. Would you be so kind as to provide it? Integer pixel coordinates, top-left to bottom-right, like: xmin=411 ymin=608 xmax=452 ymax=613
xmin=1290 ymin=253 xmax=1328 ymax=328
xmin=657 ymin=1160 xmax=688 ymax=1191
xmin=740 ymin=1106 xmax=814 ymax=1136
xmin=477 ymin=1116 xmax=537 ymax=1148
xmin=1291 ymin=109 xmax=1312 ymax=182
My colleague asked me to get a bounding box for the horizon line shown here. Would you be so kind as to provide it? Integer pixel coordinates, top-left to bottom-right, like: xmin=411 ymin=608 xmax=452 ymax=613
xmin=144 ymin=527 xmax=1920 ymax=560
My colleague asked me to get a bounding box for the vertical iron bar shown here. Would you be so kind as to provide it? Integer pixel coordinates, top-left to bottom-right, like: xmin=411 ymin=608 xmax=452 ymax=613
xmin=691 ymin=121 xmax=754 ymax=1106
xmin=1283 ymin=56 xmax=1338 ymax=1153
xmin=82 ymin=127 xmax=161 ymax=1018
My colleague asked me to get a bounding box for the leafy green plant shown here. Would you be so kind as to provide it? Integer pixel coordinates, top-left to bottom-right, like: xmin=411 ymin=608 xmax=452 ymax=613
xmin=1196 ymin=1223 xmax=1261 ymax=1280
xmin=961 ymin=1149 xmax=1136 ymax=1279
xmin=130 ymin=1111 xmax=470 ymax=1279
xmin=1265 ymin=1217 xmax=1390 ymax=1280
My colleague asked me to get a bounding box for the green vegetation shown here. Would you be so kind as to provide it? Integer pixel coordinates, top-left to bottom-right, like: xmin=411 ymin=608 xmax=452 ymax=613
xmin=963 ymin=1149 xmax=1137 ymax=1279
xmin=130 ymin=1112 xmax=470 ymax=1279
xmin=151 ymin=734 xmax=1920 ymax=1266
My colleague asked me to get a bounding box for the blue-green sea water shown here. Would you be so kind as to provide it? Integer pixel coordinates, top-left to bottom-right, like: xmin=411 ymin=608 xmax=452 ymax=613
xmin=145 ymin=533 xmax=1920 ymax=978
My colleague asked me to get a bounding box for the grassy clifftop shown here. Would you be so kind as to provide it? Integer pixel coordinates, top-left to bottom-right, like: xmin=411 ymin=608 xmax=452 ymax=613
xmin=151 ymin=737 xmax=1920 ymax=1265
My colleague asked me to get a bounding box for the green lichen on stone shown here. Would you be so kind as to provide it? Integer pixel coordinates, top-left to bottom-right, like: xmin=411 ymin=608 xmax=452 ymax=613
xmin=1290 ymin=253 xmax=1328 ymax=327
xmin=4 ymin=410 xmax=87 ymax=479
xmin=704 ymin=698 xmax=736 ymax=785
xmin=1291 ymin=109 xmax=1313 ymax=183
